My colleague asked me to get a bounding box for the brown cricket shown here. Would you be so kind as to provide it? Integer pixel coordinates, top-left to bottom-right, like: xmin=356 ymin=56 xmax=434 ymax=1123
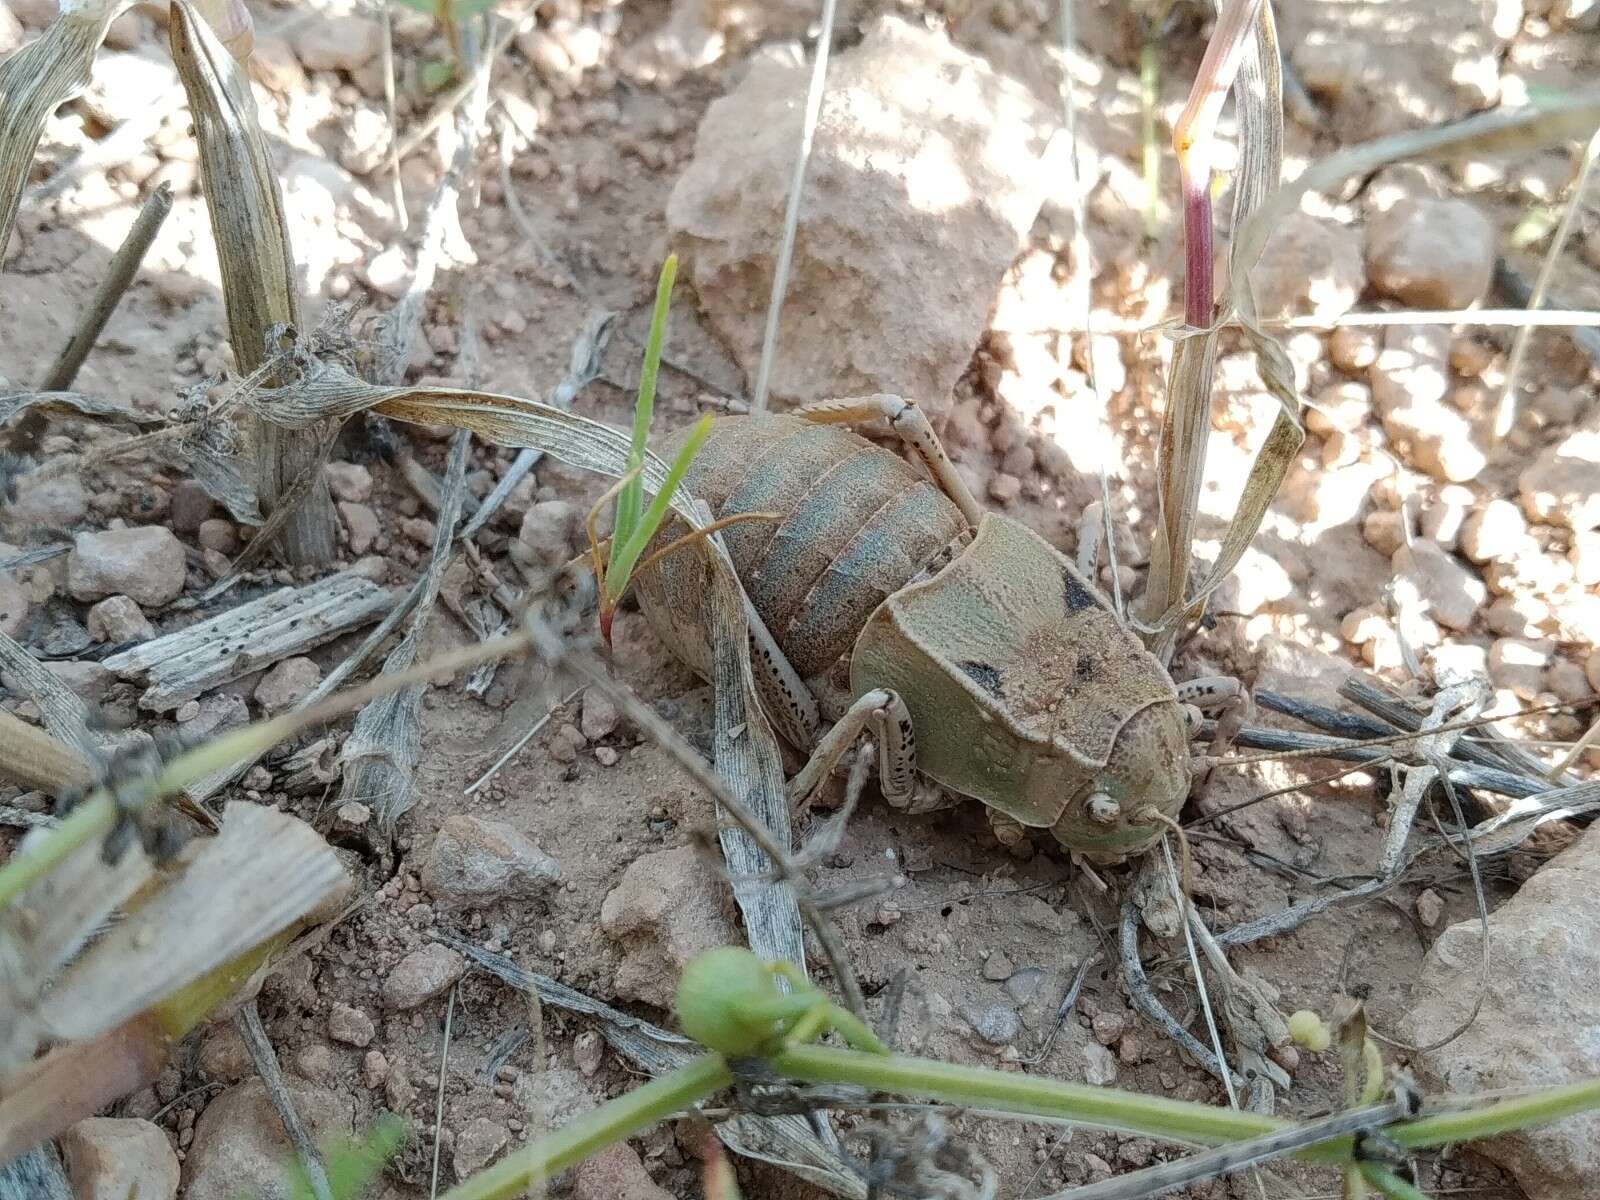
xmin=635 ymin=396 xmax=1232 ymax=861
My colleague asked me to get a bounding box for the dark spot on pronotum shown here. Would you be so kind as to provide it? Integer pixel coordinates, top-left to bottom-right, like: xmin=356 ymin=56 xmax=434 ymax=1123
xmin=959 ymin=660 xmax=1003 ymax=699
xmin=1075 ymin=653 xmax=1094 ymax=682
xmin=1063 ymin=568 xmax=1097 ymax=613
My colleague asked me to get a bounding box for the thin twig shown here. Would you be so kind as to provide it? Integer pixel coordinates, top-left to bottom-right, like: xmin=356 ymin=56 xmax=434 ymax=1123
xmin=41 ymin=183 xmax=173 ymax=393
xmin=380 ymin=1 xmax=407 ymax=230
xmin=430 ymin=984 xmax=459 ymax=1199
xmin=1492 ymin=124 xmax=1600 ymax=440
xmin=235 ymin=1000 xmax=334 ymax=1200
xmin=751 ymin=0 xmax=838 ymax=413
xmin=463 ymin=686 xmax=579 ymax=795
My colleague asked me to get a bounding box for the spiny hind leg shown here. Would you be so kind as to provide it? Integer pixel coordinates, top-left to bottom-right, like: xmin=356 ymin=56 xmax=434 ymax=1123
xmin=786 ymin=688 xmax=953 ymax=815
xmin=793 ymin=394 xmax=984 ymax=527
xmin=788 ymin=688 xmax=913 ymax=810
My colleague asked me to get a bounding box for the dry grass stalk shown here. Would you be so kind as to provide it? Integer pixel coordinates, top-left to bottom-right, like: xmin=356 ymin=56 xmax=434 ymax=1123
xmin=0 ymin=0 xmax=121 ymax=252
xmin=0 ymin=802 xmax=348 ymax=1158
xmin=1138 ymin=0 xmax=1302 ymax=662
xmin=168 ymin=0 xmax=336 ymax=565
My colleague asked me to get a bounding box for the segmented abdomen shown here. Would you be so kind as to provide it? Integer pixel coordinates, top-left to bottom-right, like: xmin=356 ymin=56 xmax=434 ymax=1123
xmin=635 ymin=415 xmax=968 ymax=680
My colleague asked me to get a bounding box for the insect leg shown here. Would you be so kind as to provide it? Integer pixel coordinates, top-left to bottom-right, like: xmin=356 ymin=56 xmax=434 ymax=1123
xmin=793 ymin=394 xmax=985 ymax=528
xmin=1178 ymin=674 xmax=1253 ymax=760
xmin=786 ymin=688 xmax=917 ymax=811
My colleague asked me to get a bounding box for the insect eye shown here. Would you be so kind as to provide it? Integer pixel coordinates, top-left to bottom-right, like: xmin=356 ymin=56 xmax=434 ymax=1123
xmin=1086 ymin=792 xmax=1121 ymax=825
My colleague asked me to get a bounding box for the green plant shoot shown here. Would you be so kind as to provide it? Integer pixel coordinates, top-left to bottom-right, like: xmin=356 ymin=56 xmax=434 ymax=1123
xmin=612 ymin=254 xmax=678 ymax=563
xmin=284 ymin=1115 xmax=409 ymax=1200
xmin=590 ymin=253 xmax=718 ymax=643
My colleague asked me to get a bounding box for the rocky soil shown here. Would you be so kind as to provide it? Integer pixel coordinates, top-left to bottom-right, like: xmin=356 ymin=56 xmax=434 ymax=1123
xmin=2 ymin=0 xmax=1598 ymax=1198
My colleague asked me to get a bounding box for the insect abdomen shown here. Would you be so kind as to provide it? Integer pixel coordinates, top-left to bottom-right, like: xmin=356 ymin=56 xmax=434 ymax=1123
xmin=637 ymin=415 xmax=967 ymax=680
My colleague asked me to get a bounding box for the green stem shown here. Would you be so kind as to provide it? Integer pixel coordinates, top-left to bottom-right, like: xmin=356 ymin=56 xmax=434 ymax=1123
xmin=1392 ymin=1076 xmax=1600 ymax=1150
xmin=1358 ymin=1163 xmax=1430 ymax=1200
xmin=770 ymin=1045 xmax=1336 ymax=1156
xmin=436 ymin=1054 xmax=730 ymax=1200
xmin=612 ymin=254 xmax=677 ymax=558
xmin=0 ymin=790 xmax=115 ymax=909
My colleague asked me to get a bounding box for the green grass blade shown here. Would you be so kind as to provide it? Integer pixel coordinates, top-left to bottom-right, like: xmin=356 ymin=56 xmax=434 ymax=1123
xmin=606 ymin=413 xmax=712 ymax=604
xmin=610 ymin=254 xmax=678 ymax=565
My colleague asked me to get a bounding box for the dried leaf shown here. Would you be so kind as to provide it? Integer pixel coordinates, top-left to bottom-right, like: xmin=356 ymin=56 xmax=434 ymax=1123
xmin=0 ymin=0 xmax=120 ymax=253
xmin=42 ymin=802 xmax=349 ymax=1044
xmin=169 ymin=0 xmax=335 ymax=564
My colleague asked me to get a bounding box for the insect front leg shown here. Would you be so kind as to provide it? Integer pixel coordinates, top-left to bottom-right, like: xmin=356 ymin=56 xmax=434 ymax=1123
xmin=1178 ymin=675 xmax=1254 ymax=768
xmin=787 ymin=688 xmax=937 ymax=813
xmin=793 ymin=394 xmax=985 ymax=527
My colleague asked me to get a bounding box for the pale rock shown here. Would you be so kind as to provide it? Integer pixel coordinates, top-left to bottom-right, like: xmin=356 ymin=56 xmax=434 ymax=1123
xmin=361 ymin=1050 xmax=388 ymax=1088
xmin=0 ymin=571 xmax=27 ymax=638
xmin=1225 ymin=546 xmax=1296 ymax=614
xmin=4 ymin=471 xmax=87 ymax=528
xmin=0 ymin=1 xmax=21 ymax=53
xmin=962 ymin=1002 xmax=1021 ymax=1045
xmin=574 ymin=1029 xmax=604 ymax=1076
xmin=600 ymin=846 xmax=737 ymax=1008
xmin=1251 ymin=211 xmax=1364 ymax=321
xmin=1485 ymin=593 xmax=1549 ymax=639
xmin=1545 ymin=659 xmax=1592 ymax=705
xmin=185 ymin=691 xmax=250 ymax=741
xmin=86 ymin=594 xmax=153 ymax=643
xmin=453 ymin=1118 xmax=509 ymax=1180
xmin=382 ymin=944 xmax=465 ymax=1009
xmin=1306 ymin=379 xmax=1369 ymax=434
xmin=983 ymin=949 xmax=1015 ymax=981
xmin=1415 ymin=888 xmax=1444 ymax=928
xmin=325 ymin=461 xmax=373 ymax=504
xmin=248 ymin=34 xmax=306 ymax=94
xmin=362 ymin=245 xmax=411 ymax=299
xmin=168 ymin=479 xmax=214 ymax=532
xmin=103 ymin=8 xmax=149 ymax=49
xmin=1488 ymin=637 xmax=1554 ymax=698
xmin=184 ymin=1080 xmax=352 ymax=1200
xmin=1550 ymin=591 xmax=1600 ymax=645
xmin=399 ymin=517 xmax=435 ymax=546
xmin=1366 ymin=198 xmax=1495 ymax=309
xmin=580 ymin=687 xmax=620 ymax=741
xmin=1392 ymin=540 xmax=1485 ymax=631
xmin=1082 ymin=1041 xmax=1118 ymax=1085
xmin=421 ymin=814 xmax=560 ymax=909
xmin=254 ymin=656 xmax=320 ymax=713
xmin=13 ymin=657 xmax=111 ymax=707
xmin=1403 ymin=822 xmax=1600 ymax=1200
xmin=1569 ymin=531 xmax=1600 ymax=587
xmin=77 ymin=52 xmax=178 ymax=127
xmin=572 ymin=1142 xmax=674 ymax=1200
xmin=1460 ymin=499 xmax=1532 ymax=564
xmin=1091 ymin=1010 xmax=1128 ymax=1045
xmin=1363 ymin=510 xmax=1403 ymax=556
xmin=68 ymin=527 xmax=185 ymax=605
xmin=197 ymin=1026 xmax=252 ymax=1083
xmin=61 ymin=1117 xmax=179 ymax=1200
xmin=1328 ymin=325 xmax=1379 ymax=373
xmin=1370 ymin=325 xmax=1484 ymax=483
xmin=292 ymin=15 xmax=381 ymax=71
xmin=327 ymin=1001 xmax=374 ymax=1047
xmin=1588 ymin=651 xmax=1600 ymax=695
xmin=294 ymin=1043 xmax=335 ymax=1084
xmin=667 ymin=17 xmax=1052 ymax=416
xmin=197 ymin=518 xmax=237 ymax=554
xmin=338 ymin=502 xmax=379 ymax=554
xmin=1253 ymin=634 xmax=1354 ymax=711
xmin=1419 ymin=485 xmax=1473 ymax=550
xmin=338 ymin=106 xmax=391 ymax=176
xmin=1519 ymin=431 xmax=1600 ymax=531
xmin=513 ymin=500 xmax=578 ymax=571
xmin=548 ymin=723 xmax=585 ymax=764
xmin=1427 ymin=641 xmax=1489 ymax=684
